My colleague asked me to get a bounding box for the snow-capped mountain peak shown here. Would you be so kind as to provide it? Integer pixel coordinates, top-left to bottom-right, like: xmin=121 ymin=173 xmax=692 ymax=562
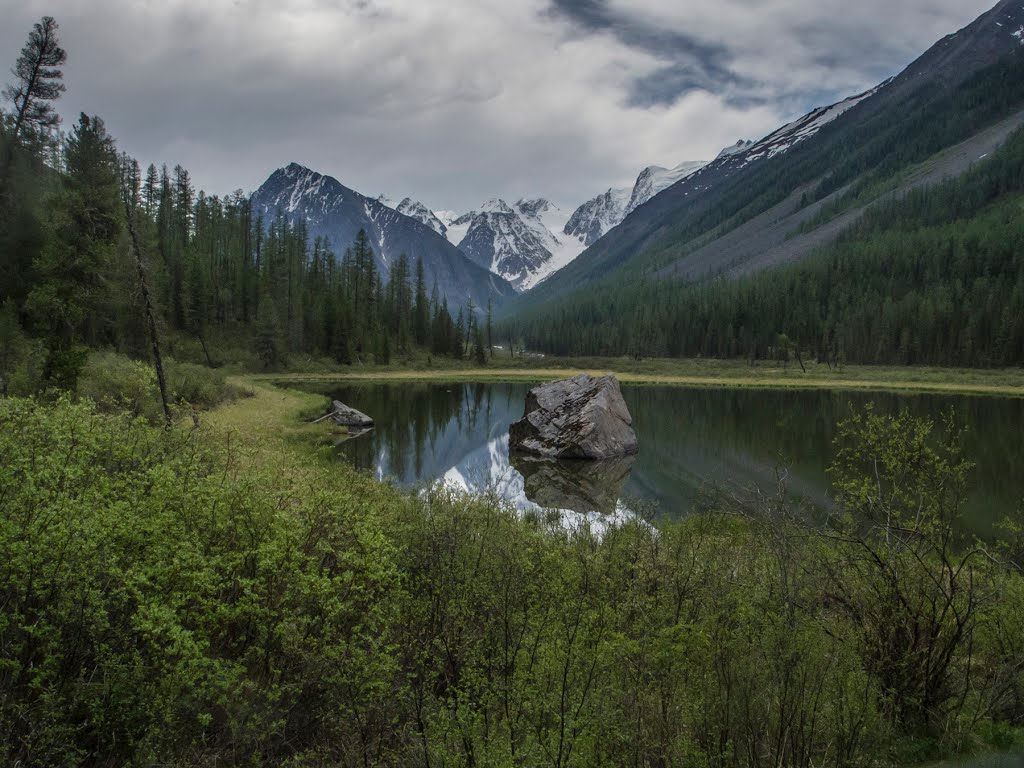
xmin=627 ymin=161 xmax=708 ymax=214
xmin=250 ymin=164 xmax=516 ymax=309
xmin=376 ymin=195 xmax=448 ymax=237
xmin=264 ymin=163 xmax=340 ymax=217
xmin=563 ymin=159 xmax=708 ymax=250
xmin=563 ymin=187 xmax=632 ymax=247
xmin=716 ymin=140 xmax=754 ymax=159
xmin=428 ymin=197 xmax=584 ymax=291
xmin=515 ymin=198 xmax=554 ymax=217
xmin=480 ymin=198 xmax=515 ymax=215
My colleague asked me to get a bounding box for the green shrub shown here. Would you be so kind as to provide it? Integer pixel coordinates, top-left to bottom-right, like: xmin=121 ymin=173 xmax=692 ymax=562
xmin=76 ymin=349 xmax=162 ymax=420
xmin=0 ymin=397 xmax=403 ymax=766
xmin=76 ymin=352 xmax=249 ymax=423
xmin=166 ymin=358 xmax=247 ymax=410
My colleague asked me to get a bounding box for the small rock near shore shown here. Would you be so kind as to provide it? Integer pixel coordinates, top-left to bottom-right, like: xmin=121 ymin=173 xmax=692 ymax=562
xmin=325 ymin=400 xmax=374 ymax=428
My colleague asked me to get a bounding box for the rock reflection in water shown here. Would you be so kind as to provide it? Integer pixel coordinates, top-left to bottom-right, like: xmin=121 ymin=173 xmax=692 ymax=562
xmin=511 ymin=453 xmax=637 ymax=516
xmin=299 ymin=381 xmax=1024 ymax=535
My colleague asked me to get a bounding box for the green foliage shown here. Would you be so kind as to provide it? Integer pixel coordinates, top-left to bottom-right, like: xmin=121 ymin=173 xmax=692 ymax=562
xmin=0 ymin=300 xmax=46 ymax=395
xmin=254 ymin=295 xmax=284 ymax=370
xmin=2 ymin=16 xmax=65 ymax=149
xmin=76 ymin=349 xmax=159 ymax=418
xmin=0 ymin=397 xmax=404 ymax=766
xmin=823 ymin=408 xmax=991 ymax=736
xmin=76 ymin=351 xmax=247 ymax=421
xmin=23 ymin=114 xmax=123 ymax=390
xmin=3 ymin=66 xmax=484 ymax=399
xmin=0 ymin=397 xmax=1020 ymax=765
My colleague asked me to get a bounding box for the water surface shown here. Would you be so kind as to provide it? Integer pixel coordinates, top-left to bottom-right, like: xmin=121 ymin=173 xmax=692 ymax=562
xmin=301 ymin=381 xmax=1024 ymax=533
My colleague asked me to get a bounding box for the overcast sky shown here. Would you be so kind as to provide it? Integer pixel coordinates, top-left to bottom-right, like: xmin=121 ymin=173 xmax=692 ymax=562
xmin=0 ymin=0 xmax=998 ymax=211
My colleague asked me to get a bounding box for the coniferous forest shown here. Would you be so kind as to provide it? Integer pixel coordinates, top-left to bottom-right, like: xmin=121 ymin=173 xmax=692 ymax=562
xmin=1 ymin=19 xmax=487 ymax=401
xmin=510 ymin=123 xmax=1024 ymax=366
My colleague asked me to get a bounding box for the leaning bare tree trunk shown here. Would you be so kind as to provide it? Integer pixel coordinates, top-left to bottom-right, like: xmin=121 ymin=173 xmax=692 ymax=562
xmin=122 ymin=192 xmax=172 ymax=427
xmin=198 ymin=332 xmax=215 ymax=368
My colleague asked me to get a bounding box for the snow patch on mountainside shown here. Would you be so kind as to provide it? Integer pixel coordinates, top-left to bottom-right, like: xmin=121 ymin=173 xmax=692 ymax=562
xmin=259 ymin=164 xmax=346 ymax=225
xmin=717 ymin=140 xmax=754 ymax=159
xmin=739 ymin=83 xmax=886 ymax=165
xmin=439 ymin=198 xmax=584 ymax=291
xmin=626 ymin=161 xmax=707 ymax=213
xmin=563 ymin=187 xmax=631 ymax=248
xmin=516 ymin=199 xmax=586 ymax=289
xmin=563 ymin=159 xmax=707 ymax=249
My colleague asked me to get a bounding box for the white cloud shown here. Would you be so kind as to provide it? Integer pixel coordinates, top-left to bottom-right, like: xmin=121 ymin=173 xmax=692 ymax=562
xmin=0 ymin=0 xmax=999 ymax=210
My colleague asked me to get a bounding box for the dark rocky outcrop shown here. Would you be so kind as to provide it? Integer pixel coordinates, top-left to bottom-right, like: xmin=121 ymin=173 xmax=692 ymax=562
xmin=509 ymin=374 xmax=638 ymax=459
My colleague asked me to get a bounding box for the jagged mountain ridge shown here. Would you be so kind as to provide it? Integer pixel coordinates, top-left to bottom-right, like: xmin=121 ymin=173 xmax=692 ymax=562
xmin=374 ymin=159 xmax=714 ymax=289
xmin=555 ymin=87 xmax=876 ymax=258
xmin=562 ymin=187 xmax=631 ymax=249
xmin=364 ymin=82 xmax=893 ymax=292
xmin=376 ymin=195 xmax=586 ymax=292
xmin=564 ymin=160 xmax=708 ymax=248
xmin=377 ymin=195 xmax=448 ymax=237
xmin=250 ymin=164 xmax=516 ymax=310
xmin=448 ymin=199 xmax=584 ymax=291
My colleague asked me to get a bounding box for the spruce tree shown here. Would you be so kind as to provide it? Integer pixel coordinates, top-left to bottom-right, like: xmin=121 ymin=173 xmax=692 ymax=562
xmin=25 ymin=113 xmax=121 ymax=389
xmin=413 ymin=256 xmax=429 ymax=347
xmin=3 ymin=16 xmax=66 ymax=154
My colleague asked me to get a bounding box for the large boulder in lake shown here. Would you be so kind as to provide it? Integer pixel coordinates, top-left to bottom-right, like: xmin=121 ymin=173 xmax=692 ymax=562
xmin=509 ymin=374 xmax=638 ymax=459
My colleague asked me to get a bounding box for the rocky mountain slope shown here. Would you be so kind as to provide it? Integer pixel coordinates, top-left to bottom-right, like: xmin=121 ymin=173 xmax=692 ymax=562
xmin=442 ymin=199 xmax=584 ymax=291
xmin=250 ymin=164 xmax=516 ymax=310
xmin=564 ymin=160 xmax=707 ymax=248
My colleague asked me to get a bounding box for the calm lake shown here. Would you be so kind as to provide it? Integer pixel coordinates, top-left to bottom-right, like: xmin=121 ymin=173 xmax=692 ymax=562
xmin=297 ymin=381 xmax=1024 ymax=534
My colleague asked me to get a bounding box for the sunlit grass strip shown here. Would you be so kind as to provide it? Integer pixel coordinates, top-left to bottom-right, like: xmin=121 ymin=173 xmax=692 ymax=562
xmin=251 ymin=362 xmax=1024 ymax=398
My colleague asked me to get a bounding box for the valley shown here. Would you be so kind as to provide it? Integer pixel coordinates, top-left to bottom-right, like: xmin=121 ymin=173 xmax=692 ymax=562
xmin=3 ymin=1 xmax=1024 ymax=766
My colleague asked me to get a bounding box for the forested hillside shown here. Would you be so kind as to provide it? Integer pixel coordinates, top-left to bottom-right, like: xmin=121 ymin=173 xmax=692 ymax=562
xmin=512 ymin=123 xmax=1024 ymax=366
xmin=0 ymin=21 xmax=491 ymax=398
xmin=508 ymin=3 xmax=1024 ymax=364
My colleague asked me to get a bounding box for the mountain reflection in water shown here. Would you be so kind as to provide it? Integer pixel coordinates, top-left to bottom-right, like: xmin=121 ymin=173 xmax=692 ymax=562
xmin=286 ymin=380 xmax=1024 ymax=534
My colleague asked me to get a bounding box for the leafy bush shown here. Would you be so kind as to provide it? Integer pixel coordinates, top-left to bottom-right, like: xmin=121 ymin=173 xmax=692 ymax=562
xmin=76 ymin=349 xmax=161 ymax=419
xmin=0 ymin=397 xmax=1020 ymax=765
xmin=0 ymin=301 xmax=47 ymax=396
xmin=166 ymin=358 xmax=248 ymax=410
xmin=0 ymin=397 xmax=403 ymax=766
xmin=76 ymin=351 xmax=249 ymax=422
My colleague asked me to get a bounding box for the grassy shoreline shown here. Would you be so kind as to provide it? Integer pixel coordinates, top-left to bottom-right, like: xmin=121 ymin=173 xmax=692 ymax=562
xmin=247 ymin=357 xmax=1024 ymax=398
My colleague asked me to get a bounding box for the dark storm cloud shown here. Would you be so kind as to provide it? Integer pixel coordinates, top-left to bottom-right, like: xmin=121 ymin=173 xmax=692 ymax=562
xmin=546 ymin=0 xmax=745 ymax=106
